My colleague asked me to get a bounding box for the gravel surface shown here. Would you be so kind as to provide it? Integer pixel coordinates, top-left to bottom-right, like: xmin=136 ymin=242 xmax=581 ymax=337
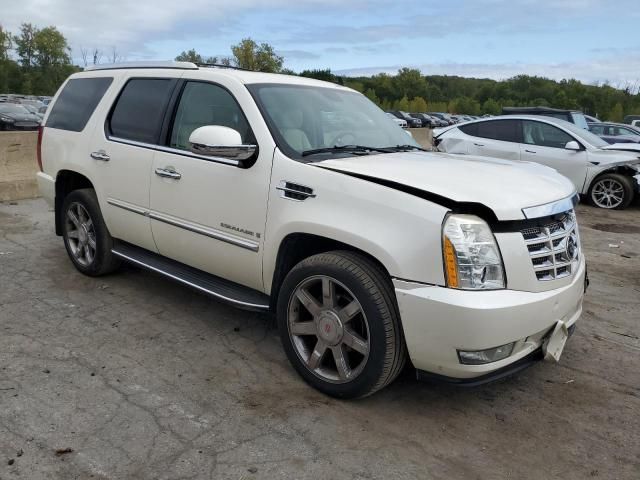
xmin=0 ymin=198 xmax=638 ymax=479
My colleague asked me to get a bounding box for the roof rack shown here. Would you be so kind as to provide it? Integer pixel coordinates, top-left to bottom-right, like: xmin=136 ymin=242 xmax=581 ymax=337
xmin=196 ymin=62 xmax=250 ymax=72
xmin=85 ymin=61 xmax=198 ymax=71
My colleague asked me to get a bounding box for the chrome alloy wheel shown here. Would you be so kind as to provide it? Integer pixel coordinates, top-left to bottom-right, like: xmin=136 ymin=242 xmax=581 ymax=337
xmin=287 ymin=275 xmax=370 ymax=384
xmin=591 ymin=178 xmax=625 ymax=209
xmin=65 ymin=202 xmax=97 ymax=267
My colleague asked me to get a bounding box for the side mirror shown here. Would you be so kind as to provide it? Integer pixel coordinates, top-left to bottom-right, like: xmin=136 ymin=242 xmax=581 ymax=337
xmin=188 ymin=126 xmax=257 ymax=165
xmin=565 ymin=140 xmax=581 ymax=151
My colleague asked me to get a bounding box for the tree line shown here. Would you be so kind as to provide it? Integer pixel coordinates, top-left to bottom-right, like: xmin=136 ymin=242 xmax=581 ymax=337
xmin=1 ymin=22 xmax=638 ymax=122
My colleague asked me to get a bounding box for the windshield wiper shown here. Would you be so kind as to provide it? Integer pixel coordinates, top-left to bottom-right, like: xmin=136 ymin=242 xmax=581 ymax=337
xmin=387 ymin=144 xmax=428 ymax=152
xmin=301 ymin=145 xmax=394 ymax=157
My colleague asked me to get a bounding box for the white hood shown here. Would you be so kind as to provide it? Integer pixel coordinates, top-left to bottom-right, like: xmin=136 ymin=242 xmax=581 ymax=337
xmin=600 ymin=143 xmax=640 ymax=154
xmin=317 ymin=151 xmax=576 ymax=221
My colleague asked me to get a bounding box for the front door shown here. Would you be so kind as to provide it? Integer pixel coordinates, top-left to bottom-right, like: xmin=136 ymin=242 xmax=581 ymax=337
xmin=149 ymin=80 xmax=272 ymax=291
xmin=519 ymin=120 xmax=589 ymax=190
xmin=464 ymin=119 xmax=521 ymax=161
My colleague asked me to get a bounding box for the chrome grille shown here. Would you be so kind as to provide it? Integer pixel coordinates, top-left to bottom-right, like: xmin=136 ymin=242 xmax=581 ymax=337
xmin=521 ymin=210 xmax=580 ymax=281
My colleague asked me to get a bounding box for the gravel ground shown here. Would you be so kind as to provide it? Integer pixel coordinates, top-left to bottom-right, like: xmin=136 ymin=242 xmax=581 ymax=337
xmin=0 ymin=198 xmax=638 ymax=480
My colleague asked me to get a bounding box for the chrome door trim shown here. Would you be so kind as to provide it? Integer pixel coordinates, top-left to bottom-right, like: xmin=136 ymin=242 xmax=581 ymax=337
xmin=110 ymin=249 xmax=269 ymax=310
xmin=107 ymin=136 xmax=241 ymax=167
xmin=148 ymin=211 xmax=259 ymax=252
xmin=522 ymin=193 xmax=579 ymax=219
xmin=106 ymin=199 xmax=259 ymax=252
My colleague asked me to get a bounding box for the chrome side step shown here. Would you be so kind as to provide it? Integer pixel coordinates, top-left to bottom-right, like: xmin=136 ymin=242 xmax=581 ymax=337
xmin=111 ymin=241 xmax=270 ymax=311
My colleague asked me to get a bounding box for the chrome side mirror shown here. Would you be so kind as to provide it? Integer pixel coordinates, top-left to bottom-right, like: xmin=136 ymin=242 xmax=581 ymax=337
xmin=188 ymin=126 xmax=257 ymax=165
xmin=565 ymin=140 xmax=581 ymax=151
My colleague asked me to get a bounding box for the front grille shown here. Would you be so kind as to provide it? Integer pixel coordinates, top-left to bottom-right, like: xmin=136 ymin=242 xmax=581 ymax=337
xmin=521 ymin=210 xmax=580 ymax=281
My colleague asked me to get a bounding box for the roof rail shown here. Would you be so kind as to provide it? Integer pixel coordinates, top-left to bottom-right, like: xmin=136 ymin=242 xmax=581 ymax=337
xmin=196 ymin=62 xmax=250 ymax=72
xmin=85 ymin=61 xmax=198 ymax=71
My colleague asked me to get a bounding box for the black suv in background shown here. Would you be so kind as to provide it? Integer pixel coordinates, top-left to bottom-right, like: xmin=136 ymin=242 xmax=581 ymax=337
xmin=502 ymin=106 xmax=589 ymax=130
xmin=409 ymin=113 xmax=434 ymax=128
xmin=388 ymin=111 xmax=422 ymax=128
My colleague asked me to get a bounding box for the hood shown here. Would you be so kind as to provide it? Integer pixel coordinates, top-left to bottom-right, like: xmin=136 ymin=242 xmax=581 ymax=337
xmin=601 ymin=143 xmax=640 ymax=154
xmin=1 ymin=112 xmax=40 ymax=122
xmin=316 ymin=151 xmax=576 ymax=221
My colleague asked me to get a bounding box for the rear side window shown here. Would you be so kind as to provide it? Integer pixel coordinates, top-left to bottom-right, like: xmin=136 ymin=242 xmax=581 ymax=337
xmin=108 ymin=78 xmax=175 ymax=144
xmin=461 ymin=120 xmax=520 ymax=143
xmin=46 ymin=77 xmax=113 ymax=132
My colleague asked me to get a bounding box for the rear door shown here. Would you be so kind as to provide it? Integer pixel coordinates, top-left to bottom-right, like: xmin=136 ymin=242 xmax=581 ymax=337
xmin=519 ymin=119 xmax=589 ymax=190
xmin=90 ymin=73 xmax=180 ymax=251
xmin=461 ymin=119 xmax=521 ymax=160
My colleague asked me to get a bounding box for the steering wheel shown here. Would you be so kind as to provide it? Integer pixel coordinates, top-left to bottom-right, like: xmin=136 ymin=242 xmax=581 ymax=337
xmin=329 ymin=132 xmax=357 ymax=146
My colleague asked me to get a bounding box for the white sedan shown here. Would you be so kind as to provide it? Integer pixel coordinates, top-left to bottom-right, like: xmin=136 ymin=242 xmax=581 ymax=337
xmin=386 ymin=112 xmax=408 ymax=128
xmin=434 ymin=115 xmax=640 ymax=209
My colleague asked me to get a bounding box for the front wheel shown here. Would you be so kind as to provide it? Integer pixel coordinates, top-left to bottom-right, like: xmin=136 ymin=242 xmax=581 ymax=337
xmin=277 ymin=251 xmax=406 ymax=399
xmin=588 ymin=173 xmax=635 ymax=209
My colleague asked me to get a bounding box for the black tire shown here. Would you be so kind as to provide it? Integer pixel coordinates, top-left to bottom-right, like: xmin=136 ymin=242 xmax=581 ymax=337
xmin=588 ymin=173 xmax=635 ymax=210
xmin=61 ymin=188 xmax=121 ymax=276
xmin=277 ymin=251 xmax=406 ymax=399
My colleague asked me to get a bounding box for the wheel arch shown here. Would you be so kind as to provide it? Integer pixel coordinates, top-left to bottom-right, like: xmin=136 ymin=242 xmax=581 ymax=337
xmin=54 ymin=170 xmax=95 ymax=235
xmin=267 ymin=232 xmax=396 ymax=311
xmin=587 ymin=165 xmax=638 ymax=191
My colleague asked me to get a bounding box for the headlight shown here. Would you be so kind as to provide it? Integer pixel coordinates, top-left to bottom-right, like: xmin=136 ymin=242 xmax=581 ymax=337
xmin=442 ymin=214 xmax=505 ymax=290
xmin=0 ymin=115 xmax=15 ymax=123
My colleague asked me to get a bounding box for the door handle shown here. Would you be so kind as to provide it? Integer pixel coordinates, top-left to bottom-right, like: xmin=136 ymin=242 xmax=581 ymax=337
xmin=90 ymin=150 xmax=110 ymax=161
xmin=525 ymin=149 xmax=537 ymax=154
xmin=155 ymin=167 xmax=182 ymax=180
xmin=473 ymin=143 xmax=485 ymax=147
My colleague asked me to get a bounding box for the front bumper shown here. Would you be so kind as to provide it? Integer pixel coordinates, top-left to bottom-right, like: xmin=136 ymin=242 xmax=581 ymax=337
xmin=394 ymin=257 xmax=585 ymax=379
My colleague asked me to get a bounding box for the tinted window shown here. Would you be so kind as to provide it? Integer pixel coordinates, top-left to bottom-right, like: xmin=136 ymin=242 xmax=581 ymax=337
xmin=169 ymin=82 xmax=252 ymax=150
xmin=47 ymin=77 xmax=112 ymax=132
xmin=523 ymin=120 xmax=573 ymax=148
xmin=109 ymin=78 xmax=175 ymax=144
xmin=589 ymin=125 xmax=604 ymax=135
xmin=465 ymin=120 xmax=520 ymax=142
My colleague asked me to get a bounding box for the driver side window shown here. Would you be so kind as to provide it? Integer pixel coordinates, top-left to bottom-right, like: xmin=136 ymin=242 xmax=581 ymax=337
xmin=169 ymin=81 xmax=252 ymax=151
xmin=522 ymin=121 xmax=573 ymax=149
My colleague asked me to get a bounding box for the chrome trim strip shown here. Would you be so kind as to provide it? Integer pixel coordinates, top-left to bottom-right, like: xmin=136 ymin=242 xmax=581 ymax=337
xmin=148 ymin=211 xmax=259 ymax=252
xmin=111 ymin=249 xmax=269 ymax=310
xmin=106 ymin=199 xmax=259 ymax=252
xmin=522 ymin=194 xmax=579 ymax=219
xmin=107 ymin=136 xmax=241 ymax=167
xmin=107 ymin=198 xmax=148 ymax=216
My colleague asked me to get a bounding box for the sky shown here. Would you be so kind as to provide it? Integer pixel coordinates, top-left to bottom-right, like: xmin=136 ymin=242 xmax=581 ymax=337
xmin=2 ymin=0 xmax=640 ymax=87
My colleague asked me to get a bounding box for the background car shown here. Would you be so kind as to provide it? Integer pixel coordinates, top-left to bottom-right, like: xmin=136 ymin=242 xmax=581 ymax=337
xmin=0 ymin=103 xmax=42 ymax=130
xmin=386 ymin=112 xmax=407 ymax=128
xmin=434 ymin=115 xmax=640 ymax=209
xmin=427 ymin=112 xmax=456 ymax=125
xmin=623 ymin=115 xmax=640 ymax=125
xmin=21 ymin=104 xmax=45 ymax=122
xmin=584 ymin=114 xmax=600 ymax=123
xmin=409 ymin=113 xmax=434 ymax=128
xmin=588 ymin=122 xmax=640 ymax=144
xmin=388 ymin=111 xmax=422 ymax=128
xmin=502 ymin=106 xmax=590 ymax=129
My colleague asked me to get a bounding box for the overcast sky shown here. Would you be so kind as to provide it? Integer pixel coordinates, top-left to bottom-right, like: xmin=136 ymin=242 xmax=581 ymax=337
xmin=3 ymin=0 xmax=639 ymax=86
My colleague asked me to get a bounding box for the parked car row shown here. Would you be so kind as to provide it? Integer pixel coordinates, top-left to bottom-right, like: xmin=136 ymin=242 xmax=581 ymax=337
xmin=385 ymin=111 xmax=482 ymax=128
xmin=0 ymin=93 xmax=50 ymax=130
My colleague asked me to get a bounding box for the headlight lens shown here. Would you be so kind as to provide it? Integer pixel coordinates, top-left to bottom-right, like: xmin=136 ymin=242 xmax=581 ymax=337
xmin=442 ymin=214 xmax=505 ymax=290
xmin=0 ymin=115 xmax=15 ymax=123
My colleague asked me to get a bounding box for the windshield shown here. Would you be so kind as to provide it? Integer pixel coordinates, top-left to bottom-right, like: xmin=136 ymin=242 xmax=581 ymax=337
xmin=247 ymin=84 xmax=419 ymax=159
xmin=571 ymin=112 xmax=589 ymax=130
xmin=561 ymin=120 xmax=609 ymax=148
xmin=0 ymin=104 xmax=30 ymax=114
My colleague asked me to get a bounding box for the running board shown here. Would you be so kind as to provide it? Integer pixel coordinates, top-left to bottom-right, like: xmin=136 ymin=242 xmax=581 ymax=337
xmin=111 ymin=241 xmax=270 ymax=311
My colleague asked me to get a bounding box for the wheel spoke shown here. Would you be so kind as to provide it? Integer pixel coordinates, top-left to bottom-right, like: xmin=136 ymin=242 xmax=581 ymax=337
xmin=85 ymin=218 xmax=94 ymax=231
xmin=342 ymin=329 xmax=369 ymax=355
xmin=338 ymin=299 xmax=361 ymax=323
xmin=296 ymin=288 xmax=321 ymax=317
xmin=67 ymin=210 xmax=81 ymax=228
xmin=67 ymin=229 xmax=80 ymax=239
xmin=290 ymin=321 xmax=317 ymax=336
xmin=87 ymin=235 xmax=97 ymax=250
xmin=84 ymin=245 xmax=92 ymax=264
xmin=322 ymin=277 xmax=335 ymax=308
xmin=307 ymin=340 xmax=327 ymax=370
xmin=332 ymin=345 xmax=351 ymax=380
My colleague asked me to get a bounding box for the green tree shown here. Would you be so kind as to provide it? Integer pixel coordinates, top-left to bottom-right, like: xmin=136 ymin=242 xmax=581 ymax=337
xmin=33 ymin=26 xmax=71 ymax=66
xmin=299 ymin=68 xmax=337 ymax=83
xmin=481 ymin=98 xmax=501 ymax=115
xmin=394 ymin=96 xmax=410 ymax=111
xmin=408 ymin=96 xmax=428 ymax=113
xmin=175 ymin=49 xmax=224 ymax=64
xmin=0 ymin=25 xmax=11 ymax=61
xmin=364 ymin=88 xmax=380 ymax=105
xmin=14 ymin=23 xmax=38 ymax=67
xmin=231 ymin=38 xmax=283 ymax=73
xmin=608 ymin=103 xmax=624 ymax=122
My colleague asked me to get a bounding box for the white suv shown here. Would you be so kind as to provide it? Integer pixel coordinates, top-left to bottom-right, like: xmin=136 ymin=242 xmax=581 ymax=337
xmin=37 ymin=62 xmax=587 ymax=398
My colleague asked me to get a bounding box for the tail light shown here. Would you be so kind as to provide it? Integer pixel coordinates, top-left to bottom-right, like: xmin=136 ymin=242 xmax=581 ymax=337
xmin=37 ymin=126 xmax=44 ymax=171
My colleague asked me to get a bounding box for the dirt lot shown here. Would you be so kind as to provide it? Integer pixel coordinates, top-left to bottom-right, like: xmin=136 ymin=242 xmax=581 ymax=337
xmin=0 ymin=198 xmax=638 ymax=480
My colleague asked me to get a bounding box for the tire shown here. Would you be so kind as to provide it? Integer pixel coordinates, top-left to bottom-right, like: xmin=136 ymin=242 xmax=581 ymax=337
xmin=588 ymin=173 xmax=635 ymax=209
xmin=61 ymin=188 xmax=121 ymax=276
xmin=277 ymin=251 xmax=406 ymax=399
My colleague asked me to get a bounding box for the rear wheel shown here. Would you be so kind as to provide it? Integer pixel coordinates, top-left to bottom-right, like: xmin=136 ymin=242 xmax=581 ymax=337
xmin=61 ymin=189 xmax=121 ymax=276
xmin=277 ymin=251 xmax=406 ymax=398
xmin=588 ymin=173 xmax=634 ymax=209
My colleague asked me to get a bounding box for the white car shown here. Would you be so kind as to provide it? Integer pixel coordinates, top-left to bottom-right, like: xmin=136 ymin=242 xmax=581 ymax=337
xmin=434 ymin=115 xmax=640 ymax=209
xmin=37 ymin=62 xmax=586 ymax=398
xmin=386 ymin=112 xmax=407 ymax=128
